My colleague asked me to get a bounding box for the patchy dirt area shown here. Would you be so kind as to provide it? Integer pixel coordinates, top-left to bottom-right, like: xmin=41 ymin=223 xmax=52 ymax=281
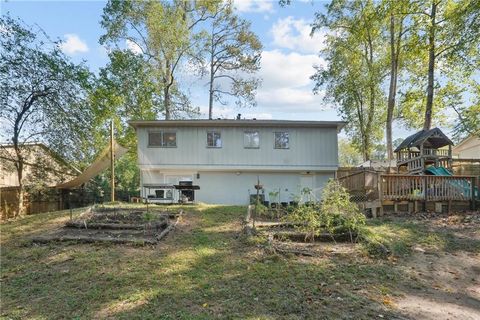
xmin=248 ymin=210 xmax=480 ymax=320
xmin=31 ymin=206 xmax=181 ymax=245
xmin=1 ymin=205 xmax=479 ymax=319
xmin=393 ymin=212 xmax=480 ymax=320
xmin=396 ymin=250 xmax=480 ymax=320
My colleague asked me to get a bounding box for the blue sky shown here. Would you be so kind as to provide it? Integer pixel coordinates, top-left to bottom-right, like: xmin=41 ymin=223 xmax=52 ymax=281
xmin=1 ymin=0 xmax=426 ymax=140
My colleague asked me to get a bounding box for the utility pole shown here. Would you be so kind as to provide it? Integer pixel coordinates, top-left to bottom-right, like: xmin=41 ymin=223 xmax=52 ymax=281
xmin=110 ymin=119 xmax=115 ymax=203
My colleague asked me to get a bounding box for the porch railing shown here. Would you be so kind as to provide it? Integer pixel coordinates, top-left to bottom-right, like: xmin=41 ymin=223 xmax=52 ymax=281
xmin=397 ymin=148 xmax=450 ymax=162
xmin=380 ymin=174 xmax=477 ymax=201
xmin=337 ymin=170 xmax=379 ymax=201
xmin=338 ymin=172 xmax=478 ymax=203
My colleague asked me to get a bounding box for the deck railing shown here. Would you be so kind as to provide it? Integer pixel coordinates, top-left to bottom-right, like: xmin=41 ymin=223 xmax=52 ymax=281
xmin=397 ymin=148 xmax=450 ymax=162
xmin=380 ymin=174 xmax=477 ymax=201
xmin=338 ymin=172 xmax=478 ymax=203
xmin=338 ymin=170 xmax=379 ymax=201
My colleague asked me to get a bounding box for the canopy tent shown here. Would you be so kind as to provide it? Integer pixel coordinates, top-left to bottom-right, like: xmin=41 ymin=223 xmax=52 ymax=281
xmin=56 ymin=140 xmax=127 ymax=189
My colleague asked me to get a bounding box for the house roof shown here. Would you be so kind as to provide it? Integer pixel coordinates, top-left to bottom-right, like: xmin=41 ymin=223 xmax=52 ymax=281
xmin=0 ymin=142 xmax=80 ymax=175
xmin=357 ymin=160 xmax=397 ymax=169
xmin=128 ymin=119 xmax=347 ymax=131
xmin=394 ymin=127 xmax=453 ymax=152
xmin=453 ymin=133 xmax=480 ymax=153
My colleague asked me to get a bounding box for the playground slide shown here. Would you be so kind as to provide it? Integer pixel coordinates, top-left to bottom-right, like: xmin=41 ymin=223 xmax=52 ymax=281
xmin=425 ymin=166 xmax=452 ymax=176
xmin=425 ymin=166 xmax=478 ymax=199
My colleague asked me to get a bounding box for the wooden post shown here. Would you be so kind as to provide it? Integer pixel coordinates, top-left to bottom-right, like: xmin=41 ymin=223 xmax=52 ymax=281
xmin=377 ymin=173 xmax=384 ymax=216
xmin=448 ymin=145 xmax=452 ymax=170
xmin=408 ymin=202 xmax=414 ymax=214
xmin=423 ymin=175 xmax=427 ymax=212
xmin=110 ymin=120 xmax=115 ymax=203
xmin=472 ymin=177 xmax=476 ymax=211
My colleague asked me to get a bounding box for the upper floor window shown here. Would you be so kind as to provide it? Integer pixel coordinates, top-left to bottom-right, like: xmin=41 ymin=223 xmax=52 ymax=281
xmin=207 ymin=131 xmax=222 ymax=148
xmin=274 ymin=132 xmax=289 ymax=149
xmin=148 ymin=131 xmax=177 ymax=147
xmin=244 ymin=131 xmax=260 ymax=148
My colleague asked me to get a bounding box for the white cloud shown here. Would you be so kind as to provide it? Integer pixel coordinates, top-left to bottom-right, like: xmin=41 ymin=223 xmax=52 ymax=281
xmin=125 ymin=39 xmax=143 ymax=55
xmin=234 ymin=0 xmax=273 ymax=13
xmin=260 ymin=50 xmax=325 ymax=89
xmin=254 ymin=50 xmax=328 ymax=113
xmin=59 ymin=34 xmax=89 ymax=55
xmin=270 ymin=16 xmax=326 ymax=54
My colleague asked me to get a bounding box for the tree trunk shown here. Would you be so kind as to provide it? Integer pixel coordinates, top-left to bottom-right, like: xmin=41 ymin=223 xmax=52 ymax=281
xmin=15 ymin=156 xmax=25 ymax=217
xmin=364 ymin=31 xmax=375 ymax=162
xmin=208 ymin=46 xmax=215 ymax=120
xmin=386 ymin=13 xmax=398 ymax=161
xmin=164 ymin=85 xmax=171 ymax=120
xmin=363 ymin=143 xmax=370 ymax=162
xmin=424 ymin=0 xmax=436 ymax=131
xmin=16 ymin=182 xmax=26 ymax=217
xmin=164 ymin=60 xmax=172 ymax=120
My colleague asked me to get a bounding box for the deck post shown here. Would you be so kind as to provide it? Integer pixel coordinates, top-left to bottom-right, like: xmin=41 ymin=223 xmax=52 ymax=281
xmin=472 ymin=177 xmax=477 ymax=211
xmin=377 ymin=173 xmax=384 ymax=216
xmin=448 ymin=145 xmax=453 ymax=170
xmin=422 ymin=175 xmax=427 ymax=212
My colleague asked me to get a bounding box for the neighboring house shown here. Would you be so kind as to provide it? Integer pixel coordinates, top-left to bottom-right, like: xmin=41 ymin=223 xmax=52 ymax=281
xmin=129 ymin=119 xmax=345 ymax=205
xmin=0 ymin=143 xmax=79 ymax=188
xmin=357 ymin=160 xmax=397 ymax=171
xmin=453 ymin=135 xmax=480 ymax=159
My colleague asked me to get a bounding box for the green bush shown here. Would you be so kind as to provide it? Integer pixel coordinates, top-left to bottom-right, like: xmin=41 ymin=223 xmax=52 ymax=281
xmin=286 ymin=203 xmax=321 ymax=242
xmin=320 ymin=179 xmax=366 ymax=242
xmin=287 ymin=179 xmax=366 ymax=242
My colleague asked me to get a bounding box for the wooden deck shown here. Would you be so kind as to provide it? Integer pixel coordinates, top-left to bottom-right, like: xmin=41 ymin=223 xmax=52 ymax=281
xmin=381 ymin=174 xmax=476 ymax=202
xmin=339 ymin=171 xmax=478 ymax=213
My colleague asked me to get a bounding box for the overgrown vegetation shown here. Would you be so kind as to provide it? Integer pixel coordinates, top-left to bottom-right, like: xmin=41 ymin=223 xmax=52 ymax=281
xmin=1 ymin=204 xmax=479 ymax=319
xmin=287 ymin=180 xmax=366 ymax=242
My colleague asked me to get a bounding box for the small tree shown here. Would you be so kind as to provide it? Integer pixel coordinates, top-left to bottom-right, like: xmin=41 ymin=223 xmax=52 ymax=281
xmin=268 ymin=189 xmax=281 ymax=218
xmin=287 ymin=179 xmax=365 ymax=243
xmin=300 ymin=187 xmax=314 ymax=204
xmin=320 ymin=179 xmax=366 ymax=242
xmin=0 ymin=16 xmax=92 ymax=217
xmin=287 ymin=204 xmax=321 ymax=242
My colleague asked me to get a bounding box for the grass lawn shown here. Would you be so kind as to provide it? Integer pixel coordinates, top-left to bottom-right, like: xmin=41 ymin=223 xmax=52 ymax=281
xmin=1 ymin=205 xmax=479 ymax=319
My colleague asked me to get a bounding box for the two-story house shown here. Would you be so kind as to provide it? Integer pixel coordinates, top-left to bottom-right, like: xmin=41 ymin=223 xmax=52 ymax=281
xmin=129 ymin=119 xmax=345 ymax=205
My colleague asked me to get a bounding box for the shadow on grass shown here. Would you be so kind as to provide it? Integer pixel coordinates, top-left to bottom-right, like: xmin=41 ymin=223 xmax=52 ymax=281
xmin=1 ymin=206 xmax=479 ymax=319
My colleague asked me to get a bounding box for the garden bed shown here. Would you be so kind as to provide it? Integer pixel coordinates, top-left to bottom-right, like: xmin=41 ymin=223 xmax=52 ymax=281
xmin=31 ymin=206 xmax=181 ymax=245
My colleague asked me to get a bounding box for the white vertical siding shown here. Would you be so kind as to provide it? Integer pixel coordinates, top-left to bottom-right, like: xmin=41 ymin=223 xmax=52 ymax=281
xmin=137 ymin=126 xmax=339 ymax=169
xmin=141 ymin=169 xmax=335 ymax=205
